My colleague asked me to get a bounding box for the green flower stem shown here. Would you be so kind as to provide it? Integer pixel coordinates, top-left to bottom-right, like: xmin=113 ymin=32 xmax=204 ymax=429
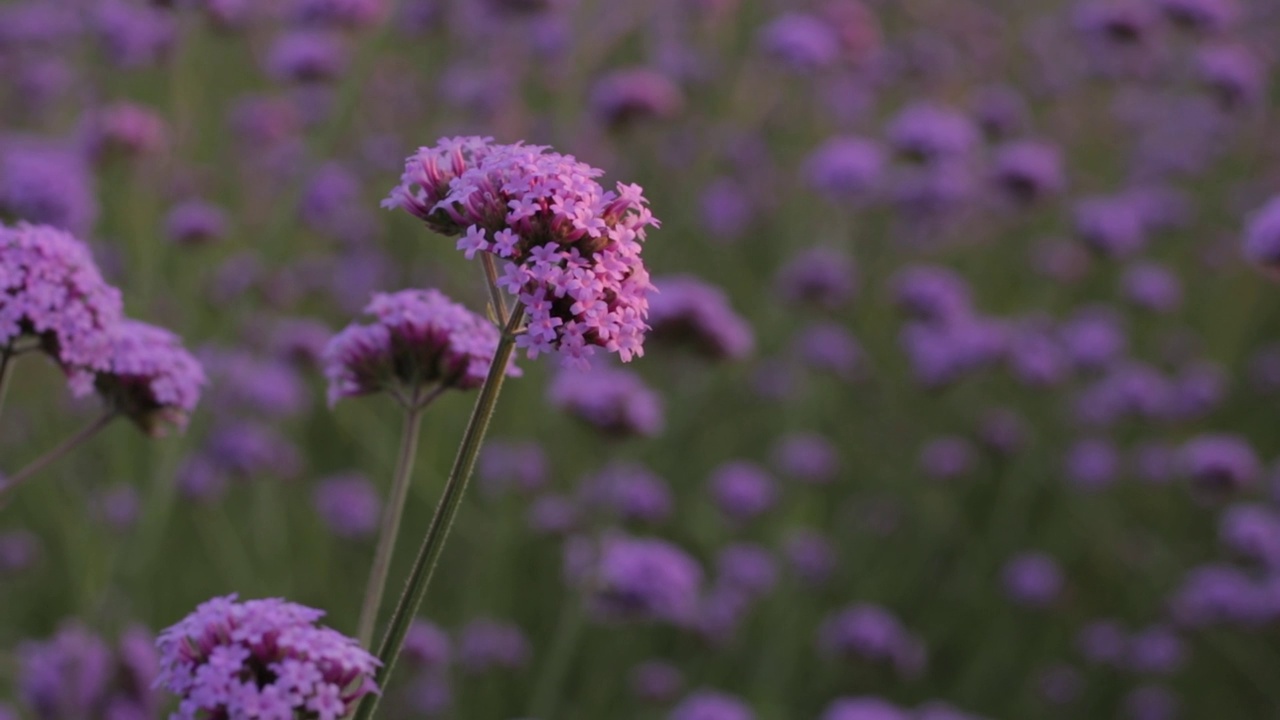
xmin=0 ymin=342 xmax=16 ymax=422
xmin=481 ymin=253 xmax=510 ymax=326
xmin=0 ymin=411 xmax=116 ymax=503
xmin=356 ymin=384 xmax=447 ymax=648
xmin=528 ymin=595 xmax=587 ymax=719
xmin=354 ymin=304 xmax=526 ymax=720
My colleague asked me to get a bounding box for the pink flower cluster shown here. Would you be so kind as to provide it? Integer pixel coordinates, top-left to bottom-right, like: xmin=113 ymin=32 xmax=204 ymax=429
xmin=155 ymin=595 xmax=380 ymax=720
xmin=95 ymin=320 xmax=207 ymax=435
xmin=383 ymin=136 xmax=659 ymax=369
xmin=323 ymin=288 xmax=516 ymax=405
xmin=0 ymin=222 xmax=205 ymax=431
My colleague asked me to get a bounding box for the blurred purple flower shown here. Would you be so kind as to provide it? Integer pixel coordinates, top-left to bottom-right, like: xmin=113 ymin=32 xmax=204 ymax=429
xmin=1002 ymin=552 xmax=1065 ymax=608
xmin=312 ymin=473 xmax=381 ymax=539
xmin=0 ymin=138 xmax=98 ymax=236
xmin=526 ymin=493 xmax=578 ymax=536
xmin=631 ymin=660 xmax=683 ymax=703
xmin=1121 ymin=263 xmax=1182 ymax=313
xmin=1065 ymin=437 xmax=1121 ymax=491
xmin=648 ymin=275 xmax=754 ymax=361
xmin=886 ymin=103 xmax=978 ymax=164
xmin=919 ymin=436 xmax=976 ymax=481
xmin=1243 ymin=196 xmax=1280 ymax=269
xmin=403 ymin=619 xmax=451 ymax=667
xmin=566 ymin=534 xmax=703 ymax=624
xmin=478 ymin=439 xmax=549 ymax=497
xmin=164 ymin=200 xmax=228 ymax=246
xmin=266 ymin=30 xmax=348 ymax=83
xmin=699 ymin=178 xmax=752 ymax=242
xmin=1073 ymin=195 xmax=1148 ymax=258
xmin=1123 ymin=685 xmax=1179 ymax=720
xmin=821 ymin=697 xmax=910 ymax=720
xmin=797 ymin=322 xmax=866 ymax=381
xmin=771 ymin=432 xmax=839 ymax=485
xmin=548 ymin=365 xmax=664 ymax=438
xmin=891 ymin=266 xmax=972 ymax=324
xmin=818 ymin=604 xmax=926 ymax=678
xmin=670 ymin=689 xmax=754 ymax=720
xmin=776 ymin=246 xmax=858 ymax=310
xmin=708 ymin=461 xmax=777 ymax=521
xmin=1219 ymin=503 xmax=1280 ymax=568
xmin=1180 ymin=434 xmax=1260 ymax=495
xmin=0 ymin=529 xmax=41 ymax=573
xmin=802 ymin=136 xmax=885 ymax=203
xmin=580 ymin=462 xmax=673 ymax=524
xmin=1126 ymin=625 xmax=1186 ymax=675
xmin=715 ymin=543 xmax=777 ymax=599
xmin=457 ymin=618 xmax=531 ymax=673
xmin=92 ymin=0 xmax=174 ymax=69
xmin=1077 ymin=619 xmax=1128 ymax=666
xmin=991 ymin=140 xmax=1066 ymax=204
xmin=784 ymin=529 xmax=836 ymax=586
xmin=590 ymin=68 xmax=684 ymax=129
xmin=758 ymin=13 xmax=840 ymax=73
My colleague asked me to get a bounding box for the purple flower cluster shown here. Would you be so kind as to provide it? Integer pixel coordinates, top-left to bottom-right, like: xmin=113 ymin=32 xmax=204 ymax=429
xmin=818 ymin=603 xmax=927 ymax=678
xmin=566 ymin=534 xmax=703 ymax=624
xmin=647 ymin=275 xmax=754 ymax=361
xmin=18 ymin=622 xmax=159 ymax=720
xmin=95 ymin=320 xmax=207 ymax=434
xmin=323 ymin=288 xmax=514 ymax=405
xmin=383 ymin=136 xmax=659 ymax=368
xmin=155 ymin=595 xmax=380 ymax=719
xmin=548 ymin=364 xmax=664 ymax=437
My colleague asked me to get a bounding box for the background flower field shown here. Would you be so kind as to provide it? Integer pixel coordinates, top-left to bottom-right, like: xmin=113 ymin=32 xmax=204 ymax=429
xmin=1 ymin=0 xmax=1279 ymax=718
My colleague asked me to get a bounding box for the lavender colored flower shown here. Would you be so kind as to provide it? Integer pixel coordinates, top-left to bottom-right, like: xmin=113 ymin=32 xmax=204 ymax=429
xmin=526 ymin=493 xmax=578 ymax=536
xmin=699 ymin=177 xmax=752 ymax=242
xmin=548 ymin=365 xmax=663 ymax=438
xmin=1065 ymin=437 xmax=1121 ymax=491
xmin=715 ymin=543 xmax=777 ymax=600
xmin=155 ymin=595 xmax=379 ymax=717
xmin=991 ymin=140 xmax=1066 ymax=204
xmin=1169 ymin=564 xmax=1277 ymax=627
xmin=566 ymin=534 xmax=703 ymax=624
xmin=784 ymin=528 xmax=836 ymax=585
xmin=802 ymin=136 xmax=886 ymax=203
xmin=900 ymin=318 xmax=1005 ymax=388
xmin=324 ymin=288 xmax=513 ymax=405
xmin=797 ymin=322 xmax=866 ymax=380
xmin=630 ymin=660 xmax=683 ymax=703
xmin=1074 ymin=0 xmax=1159 ymax=48
xmin=820 ymin=697 xmax=910 ymax=720
xmin=1002 ymin=552 xmax=1065 ymax=607
xmin=771 ymin=432 xmax=839 ymax=484
xmin=886 ymin=103 xmax=978 ymax=164
xmin=92 ymin=0 xmax=174 ymax=68
xmin=478 ymin=439 xmax=548 ymax=497
xmin=589 ymin=68 xmax=684 ymax=128
xmin=891 ymin=265 xmax=972 ymax=324
xmin=402 ymin=620 xmax=451 ymax=667
xmin=1157 ymin=0 xmax=1239 ymax=33
xmin=1126 ymin=625 xmax=1186 ymax=675
xmin=1121 ymin=263 xmax=1182 ymax=313
xmin=648 ymin=275 xmax=753 ymax=361
xmin=312 ymin=473 xmax=381 ymax=539
xmin=1197 ymin=45 xmax=1265 ymax=110
xmin=758 ymin=13 xmax=840 ymax=73
xmin=206 ymin=421 xmax=303 ymax=480
xmin=0 ymin=139 xmax=98 ymax=236
xmin=0 ymin=3 xmax=83 ymax=47
xmin=708 ymin=461 xmax=777 ymax=521
xmin=1219 ymin=503 xmax=1280 ymax=568
xmin=1059 ymin=306 xmax=1127 ymax=371
xmin=776 ymin=246 xmax=857 ymax=310
xmin=1077 ymin=619 xmax=1128 ymax=665
xmin=919 ymin=436 xmax=976 ymax=481
xmin=1242 ymin=196 xmax=1280 ymax=268
xmin=693 ymin=586 xmax=752 ymax=645
xmin=383 ymin=137 xmax=658 ymax=368
xmin=1132 ymin=441 xmax=1177 ymax=484
xmin=266 ymin=30 xmax=348 ymax=83
xmin=1180 ymin=434 xmax=1260 ymax=495
xmin=201 ymin=348 xmax=309 ymax=419
xmin=580 ymin=461 xmax=673 ymax=524
xmin=165 ymin=200 xmax=228 ymax=245
xmin=94 ymin=483 xmax=141 ymax=532
xmin=1073 ymin=361 xmax=1174 ymax=427
xmin=970 ymin=85 xmax=1029 ymax=141
xmin=670 ymin=689 xmax=754 ymax=720
xmin=1123 ymin=685 xmax=1178 ymax=720
xmin=81 ymin=102 xmax=167 ymax=161
xmin=293 ymin=0 xmax=389 ymax=29
xmin=95 ymin=320 xmax=206 ymax=435
xmin=1073 ymin=195 xmax=1147 ymax=258
xmin=457 ymin=618 xmax=531 ymax=673
xmin=0 ymin=529 xmax=41 ymax=572
xmin=0 ymin=222 xmax=123 ymax=394
xmin=818 ymin=604 xmax=926 ymax=678
xmin=176 ymin=454 xmax=229 ymax=502
xmin=1005 ymin=320 xmax=1070 ymax=387
xmin=19 ymin=622 xmax=159 ymax=719
xmin=1030 ymin=238 xmax=1092 ymax=285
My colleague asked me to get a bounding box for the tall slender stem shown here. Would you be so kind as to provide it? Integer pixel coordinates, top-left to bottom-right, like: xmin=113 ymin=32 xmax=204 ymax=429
xmin=528 ymin=597 xmax=587 ymax=719
xmin=356 ymin=387 xmax=430 ymax=648
xmin=354 ymin=305 xmax=525 ymax=720
xmin=481 ymin=254 xmax=510 ymax=326
xmin=0 ymin=411 xmax=116 ymax=502
xmin=0 ymin=343 xmax=16 ymax=422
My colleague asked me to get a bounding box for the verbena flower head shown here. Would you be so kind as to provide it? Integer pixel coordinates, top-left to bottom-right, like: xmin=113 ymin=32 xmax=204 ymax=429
xmin=1180 ymin=434 xmax=1260 ymax=495
xmin=818 ymin=603 xmax=926 ymax=678
xmin=0 ymin=221 xmax=123 ymax=395
xmin=383 ymin=136 xmax=658 ymax=368
xmin=0 ymin=138 xmax=98 ymax=236
xmin=565 ymin=534 xmax=703 ymax=624
xmin=580 ymin=461 xmax=673 ymax=524
xmin=589 ymin=68 xmax=684 ymax=129
xmin=1002 ymin=551 xmax=1065 ymax=608
xmin=548 ymin=365 xmax=663 ymax=437
xmin=647 ymin=275 xmax=753 ymax=361
xmin=95 ymin=320 xmax=206 ymax=435
xmin=155 ymin=595 xmax=379 ymax=719
xmin=323 ymin=288 xmax=514 ymax=405
xmin=312 ymin=473 xmax=381 ymax=539
xmin=1243 ymin=196 xmax=1280 ymax=269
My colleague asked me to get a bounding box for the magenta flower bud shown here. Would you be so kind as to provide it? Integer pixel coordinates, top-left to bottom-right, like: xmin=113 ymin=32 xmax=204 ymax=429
xmin=95 ymin=320 xmax=206 ymax=435
xmin=384 ymin=137 xmax=658 ymax=367
xmin=155 ymin=595 xmax=380 ymax=717
xmin=323 ymin=288 xmax=515 ymax=405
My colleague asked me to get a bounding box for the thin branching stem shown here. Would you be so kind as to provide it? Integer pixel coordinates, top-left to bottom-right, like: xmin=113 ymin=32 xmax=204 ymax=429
xmin=0 ymin=411 xmax=117 ymax=503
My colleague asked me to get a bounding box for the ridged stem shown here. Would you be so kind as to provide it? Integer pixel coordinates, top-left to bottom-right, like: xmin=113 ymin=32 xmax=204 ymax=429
xmin=0 ymin=411 xmax=116 ymax=503
xmin=356 ymin=384 xmax=446 ymax=647
xmin=0 ymin=342 xmax=15 ymax=423
xmin=353 ymin=304 xmax=525 ymax=720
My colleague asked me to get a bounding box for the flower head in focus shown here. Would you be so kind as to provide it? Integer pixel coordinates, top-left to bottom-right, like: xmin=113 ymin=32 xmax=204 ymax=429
xmin=383 ymin=137 xmax=659 ymax=368
xmin=155 ymin=595 xmax=379 ymax=718
xmin=94 ymin=320 xmax=206 ymax=435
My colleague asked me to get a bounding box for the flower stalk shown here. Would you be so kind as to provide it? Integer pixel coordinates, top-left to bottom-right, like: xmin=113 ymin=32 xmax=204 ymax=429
xmin=354 ymin=303 xmax=526 ymax=720
xmin=0 ymin=410 xmax=117 ymax=502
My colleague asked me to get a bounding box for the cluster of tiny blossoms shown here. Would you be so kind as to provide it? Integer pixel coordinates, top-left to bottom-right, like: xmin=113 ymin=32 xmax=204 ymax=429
xmin=0 ymin=222 xmax=204 ymax=430
xmin=155 ymin=595 xmax=379 ymax=719
xmin=383 ymin=136 xmax=658 ymax=369
xmin=323 ymin=288 xmax=515 ymax=405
